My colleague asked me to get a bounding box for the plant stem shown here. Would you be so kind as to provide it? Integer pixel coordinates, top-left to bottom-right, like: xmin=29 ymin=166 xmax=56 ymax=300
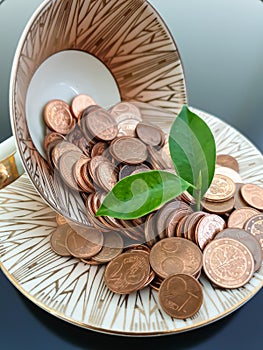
xmin=195 ymin=188 xmax=201 ymax=211
xmin=195 ymin=170 xmax=202 ymax=212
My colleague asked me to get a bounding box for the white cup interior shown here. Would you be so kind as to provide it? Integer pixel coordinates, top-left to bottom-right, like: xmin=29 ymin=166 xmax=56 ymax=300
xmin=26 ymin=50 xmax=121 ymax=158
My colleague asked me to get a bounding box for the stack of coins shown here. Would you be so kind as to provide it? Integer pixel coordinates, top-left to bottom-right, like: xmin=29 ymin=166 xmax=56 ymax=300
xmin=45 ymin=95 xmax=263 ymax=319
xmin=50 ymin=222 xmax=124 ymax=265
xmin=43 ymin=96 xmax=177 ymax=244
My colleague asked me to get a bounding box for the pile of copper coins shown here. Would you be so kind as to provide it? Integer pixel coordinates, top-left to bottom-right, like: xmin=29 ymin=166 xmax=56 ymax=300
xmin=45 ymin=94 xmax=263 ymax=319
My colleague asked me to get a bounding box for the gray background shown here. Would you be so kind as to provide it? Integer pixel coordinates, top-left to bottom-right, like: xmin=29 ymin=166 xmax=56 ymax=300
xmin=1 ymin=0 xmax=263 ymax=349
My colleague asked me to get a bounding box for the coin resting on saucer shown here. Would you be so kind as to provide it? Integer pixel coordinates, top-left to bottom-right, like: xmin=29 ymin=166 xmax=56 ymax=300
xmin=158 ymin=274 xmax=203 ymax=319
xmin=44 ymin=95 xmax=263 ymax=319
xmin=216 ymin=154 xmax=239 ymax=172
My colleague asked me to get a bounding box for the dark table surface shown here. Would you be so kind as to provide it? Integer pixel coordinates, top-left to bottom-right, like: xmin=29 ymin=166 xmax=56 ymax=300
xmin=1 ymin=1 xmax=263 ymax=349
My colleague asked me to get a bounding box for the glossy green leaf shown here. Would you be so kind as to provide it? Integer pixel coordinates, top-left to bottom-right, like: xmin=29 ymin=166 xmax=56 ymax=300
xmin=96 ymin=170 xmax=191 ymax=219
xmin=169 ymin=105 xmax=216 ymax=198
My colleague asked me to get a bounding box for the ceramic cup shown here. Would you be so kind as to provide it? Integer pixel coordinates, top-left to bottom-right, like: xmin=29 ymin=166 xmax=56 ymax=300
xmin=9 ymin=0 xmax=187 ymax=224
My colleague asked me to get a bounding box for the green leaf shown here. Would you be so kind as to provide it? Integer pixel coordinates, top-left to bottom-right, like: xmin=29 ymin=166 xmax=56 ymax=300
xmin=96 ymin=170 xmax=191 ymax=219
xmin=169 ymin=105 xmax=216 ymax=198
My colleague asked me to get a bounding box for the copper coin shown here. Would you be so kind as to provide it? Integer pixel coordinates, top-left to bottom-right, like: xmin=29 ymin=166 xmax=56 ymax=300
xmin=135 ymin=122 xmax=164 ymax=147
xmin=241 ymin=183 xmax=263 ymax=210
xmin=85 ymin=194 xmax=108 ymax=232
xmin=46 ymin=139 xmax=61 ymax=167
xmin=125 ymin=244 xmax=151 ymax=254
xmin=93 ymin=208 xmax=121 ymax=232
xmin=149 ymin=275 xmax=163 ymax=292
xmin=156 ymin=201 xmax=191 ymax=239
xmin=117 ymin=119 xmax=140 ymax=137
xmin=216 ymin=154 xmax=239 ymax=172
xmin=58 ymin=150 xmax=81 ymax=191
xmin=142 ymin=270 xmax=156 ymax=289
xmin=91 ymin=142 xmax=108 ymax=158
xmin=158 ymin=137 xmax=174 ymax=168
xmin=56 ymin=214 xmax=68 ymax=226
xmin=66 ymin=226 xmax=103 ymax=259
xmin=118 ymin=219 xmax=145 ymax=243
xmin=92 ymin=231 xmax=123 ymax=263
xmin=234 ymin=183 xmax=248 ymax=209
xmin=82 ymin=104 xmax=101 ymax=119
xmin=79 ymin=136 xmax=93 ymax=157
xmin=181 ymin=191 xmax=196 ymax=205
xmin=132 ymin=216 xmax=145 ymax=226
xmin=79 ymin=116 xmax=96 ymax=144
xmin=176 ymin=215 xmax=189 ymax=238
xmin=95 ymin=161 xmax=118 ymax=192
xmin=100 ymin=215 xmax=121 ymax=231
xmin=44 ymin=99 xmax=75 ymax=134
xmin=195 ymin=214 xmax=226 ymax=249
xmin=215 ymin=228 xmax=262 ymax=271
xmin=71 ymin=94 xmax=96 ymax=120
xmin=228 ymin=207 xmax=260 ymax=229
xmin=201 ymin=197 xmax=235 ymax=214
xmin=215 ymin=166 xmax=243 ymax=183
xmin=129 ymin=250 xmax=150 ymax=261
xmin=119 ymin=164 xmax=150 ymax=180
xmin=96 ymin=192 xmax=122 ymax=230
xmin=245 ymin=214 xmax=263 ymax=253
xmin=110 ymin=137 xmax=148 ymax=164
xmin=101 ymin=147 xmax=117 ymax=165
xmin=184 ymin=212 xmax=206 ymax=241
xmin=44 ymin=132 xmax=65 ymax=150
xmin=149 ymin=237 xmax=203 ymax=279
xmin=81 ymin=258 xmax=103 ymax=266
xmin=52 ymin=140 xmax=82 ymax=169
xmin=203 ymin=238 xmax=255 ymax=288
xmin=121 ymin=227 xmax=145 ymax=245
xmin=66 ymin=124 xmax=92 ymax=156
xmin=204 ymin=174 xmax=236 ymax=202
xmin=159 ymin=274 xmax=203 ymax=319
xmin=86 ymin=107 xmax=118 ymax=141
xmin=67 ymin=124 xmax=84 ymax=145
xmin=120 ymin=229 xmax=145 ymax=244
xmin=130 ymin=166 xmax=151 ymax=176
xmin=127 ymin=245 xmax=150 ymax=254
xmin=85 ymin=192 xmax=106 ymax=223
xmin=50 ymin=225 xmax=71 ymax=256
xmin=120 ymin=228 xmax=145 ymax=243
xmin=91 ymin=193 xmax=106 ymax=218
xmin=147 ymin=145 xmax=169 ymax=169
xmin=88 ymin=155 xmax=110 ymax=186
xmin=81 ymin=161 xmax=95 ymax=192
xmin=104 ymin=251 xmax=150 ymax=294
xmin=73 ymin=156 xmax=93 ymax=193
xmin=109 ymin=102 xmax=142 ymax=122
xmin=144 ymin=212 xmax=158 ymax=247
xmin=166 ymin=209 xmax=192 ymax=238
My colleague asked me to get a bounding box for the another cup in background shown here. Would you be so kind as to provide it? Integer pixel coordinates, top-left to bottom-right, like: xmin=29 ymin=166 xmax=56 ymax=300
xmin=0 ymin=136 xmax=24 ymax=189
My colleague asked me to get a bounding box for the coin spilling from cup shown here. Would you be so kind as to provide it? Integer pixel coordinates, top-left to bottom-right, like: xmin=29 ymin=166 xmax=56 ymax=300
xmin=44 ymin=95 xmax=263 ymax=319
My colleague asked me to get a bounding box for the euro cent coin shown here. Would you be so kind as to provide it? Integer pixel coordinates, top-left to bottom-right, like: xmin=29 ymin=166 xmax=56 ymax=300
xmin=158 ymin=274 xmax=203 ymax=319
